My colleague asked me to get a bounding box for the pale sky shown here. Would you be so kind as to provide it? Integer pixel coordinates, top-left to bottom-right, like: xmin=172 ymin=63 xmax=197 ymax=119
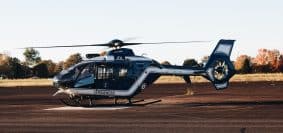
xmin=0 ymin=0 xmax=282 ymax=65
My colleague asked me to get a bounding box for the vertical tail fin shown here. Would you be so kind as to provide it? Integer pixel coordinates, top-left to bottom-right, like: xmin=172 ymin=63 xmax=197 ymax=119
xmin=205 ymin=39 xmax=236 ymax=90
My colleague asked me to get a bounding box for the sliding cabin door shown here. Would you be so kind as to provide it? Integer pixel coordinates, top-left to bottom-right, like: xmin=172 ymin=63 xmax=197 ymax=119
xmin=94 ymin=63 xmax=135 ymax=90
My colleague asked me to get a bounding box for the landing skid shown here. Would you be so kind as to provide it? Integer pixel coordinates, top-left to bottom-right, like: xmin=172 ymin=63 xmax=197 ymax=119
xmin=60 ymin=96 xmax=161 ymax=107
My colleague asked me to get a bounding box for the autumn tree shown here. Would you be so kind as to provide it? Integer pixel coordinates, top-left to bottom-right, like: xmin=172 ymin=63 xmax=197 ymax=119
xmin=183 ymin=58 xmax=199 ymax=67
xmin=234 ymin=55 xmax=251 ymax=74
xmin=252 ymin=49 xmax=282 ymax=73
xmin=0 ymin=54 xmax=31 ymax=78
xmin=54 ymin=61 xmax=64 ymax=75
xmin=23 ymin=48 xmax=41 ymax=66
xmin=199 ymin=55 xmax=210 ymax=67
xmin=201 ymin=56 xmax=210 ymax=64
xmin=63 ymin=53 xmax=82 ymax=69
xmin=279 ymin=55 xmax=283 ymax=72
xmin=32 ymin=62 xmax=49 ymax=78
xmin=41 ymin=60 xmax=56 ymax=77
xmin=16 ymin=64 xmax=32 ymax=78
xmin=160 ymin=61 xmax=171 ymax=65
xmin=8 ymin=57 xmax=21 ymax=78
xmin=100 ymin=51 xmax=107 ymax=56
xmin=0 ymin=54 xmax=11 ymax=78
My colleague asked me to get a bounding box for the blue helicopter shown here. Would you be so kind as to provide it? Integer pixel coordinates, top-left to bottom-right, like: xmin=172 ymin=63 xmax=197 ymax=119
xmin=30 ymin=39 xmax=236 ymax=106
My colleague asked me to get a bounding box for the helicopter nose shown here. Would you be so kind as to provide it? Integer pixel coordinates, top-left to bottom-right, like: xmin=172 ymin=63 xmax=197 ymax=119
xmin=53 ymin=76 xmax=59 ymax=82
xmin=53 ymin=76 xmax=60 ymax=88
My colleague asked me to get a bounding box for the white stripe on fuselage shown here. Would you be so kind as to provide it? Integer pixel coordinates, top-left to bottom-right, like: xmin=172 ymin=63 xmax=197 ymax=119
xmin=125 ymin=56 xmax=152 ymax=61
xmin=54 ymin=66 xmax=203 ymax=97
xmin=114 ymin=67 xmax=198 ymax=96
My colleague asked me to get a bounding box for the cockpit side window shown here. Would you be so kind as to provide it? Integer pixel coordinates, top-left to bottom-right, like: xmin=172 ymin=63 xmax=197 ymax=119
xmin=77 ymin=64 xmax=93 ymax=80
xmin=73 ymin=65 xmax=85 ymax=79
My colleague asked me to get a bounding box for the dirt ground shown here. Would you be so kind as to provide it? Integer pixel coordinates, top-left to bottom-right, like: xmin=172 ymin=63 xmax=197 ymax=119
xmin=1 ymin=81 xmax=283 ymax=133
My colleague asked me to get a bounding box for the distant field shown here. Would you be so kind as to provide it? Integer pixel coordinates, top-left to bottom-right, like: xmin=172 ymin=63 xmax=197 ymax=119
xmin=156 ymin=73 xmax=283 ymax=84
xmin=0 ymin=73 xmax=283 ymax=87
xmin=0 ymin=79 xmax=52 ymax=87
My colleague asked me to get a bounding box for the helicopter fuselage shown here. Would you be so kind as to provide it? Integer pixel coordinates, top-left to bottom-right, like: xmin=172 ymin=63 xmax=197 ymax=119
xmin=53 ymin=48 xmax=206 ymax=98
xmin=52 ymin=39 xmax=236 ymax=106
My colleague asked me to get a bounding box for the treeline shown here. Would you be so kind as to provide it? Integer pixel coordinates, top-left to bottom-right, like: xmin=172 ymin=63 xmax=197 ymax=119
xmin=1 ymin=48 xmax=282 ymax=79
xmin=234 ymin=49 xmax=283 ymax=74
xmin=162 ymin=48 xmax=283 ymax=74
xmin=0 ymin=48 xmax=82 ymax=79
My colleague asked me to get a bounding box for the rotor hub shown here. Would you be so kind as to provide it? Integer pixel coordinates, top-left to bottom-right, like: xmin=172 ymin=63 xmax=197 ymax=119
xmin=109 ymin=39 xmax=124 ymax=48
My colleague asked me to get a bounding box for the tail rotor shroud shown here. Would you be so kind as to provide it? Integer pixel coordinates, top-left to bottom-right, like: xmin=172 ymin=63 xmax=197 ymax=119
xmin=204 ymin=40 xmax=236 ymax=90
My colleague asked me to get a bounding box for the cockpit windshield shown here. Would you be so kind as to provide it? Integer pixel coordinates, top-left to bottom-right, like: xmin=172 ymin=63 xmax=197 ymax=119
xmin=67 ymin=63 xmax=84 ymax=71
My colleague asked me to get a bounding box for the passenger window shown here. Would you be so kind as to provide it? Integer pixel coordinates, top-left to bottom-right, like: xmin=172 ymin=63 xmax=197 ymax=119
xmin=119 ymin=68 xmax=127 ymax=77
xmin=97 ymin=66 xmax=114 ymax=79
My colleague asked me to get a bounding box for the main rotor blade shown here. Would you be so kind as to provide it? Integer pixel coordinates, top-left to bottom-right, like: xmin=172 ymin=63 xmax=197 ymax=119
xmin=20 ymin=43 xmax=109 ymax=49
xmin=20 ymin=40 xmax=210 ymax=49
xmin=123 ymin=41 xmax=210 ymax=46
